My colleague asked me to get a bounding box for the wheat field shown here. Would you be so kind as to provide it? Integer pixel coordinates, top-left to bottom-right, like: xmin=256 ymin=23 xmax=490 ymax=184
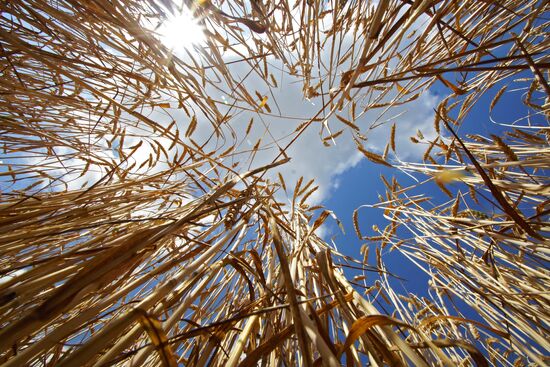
xmin=0 ymin=0 xmax=548 ymax=366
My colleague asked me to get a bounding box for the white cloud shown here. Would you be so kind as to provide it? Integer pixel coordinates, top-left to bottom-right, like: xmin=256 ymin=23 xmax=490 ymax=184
xmin=243 ymin=75 xmax=439 ymax=204
xmin=140 ymin=7 xmax=441 ymax=206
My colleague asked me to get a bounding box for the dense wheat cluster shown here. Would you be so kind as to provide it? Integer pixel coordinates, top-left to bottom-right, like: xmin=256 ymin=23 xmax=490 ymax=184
xmin=0 ymin=0 xmax=548 ymax=366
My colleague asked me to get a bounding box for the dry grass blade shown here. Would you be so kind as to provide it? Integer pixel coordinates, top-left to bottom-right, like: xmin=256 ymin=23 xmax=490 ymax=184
xmin=268 ymin=215 xmax=313 ymax=367
xmin=439 ymin=115 xmax=543 ymax=240
xmin=337 ymin=315 xmax=408 ymax=358
xmin=138 ymin=310 xmax=179 ymax=367
xmin=357 ymin=143 xmax=393 ymax=167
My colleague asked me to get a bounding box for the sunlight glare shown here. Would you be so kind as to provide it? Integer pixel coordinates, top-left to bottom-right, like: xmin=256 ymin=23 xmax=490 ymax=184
xmin=157 ymin=8 xmax=205 ymax=53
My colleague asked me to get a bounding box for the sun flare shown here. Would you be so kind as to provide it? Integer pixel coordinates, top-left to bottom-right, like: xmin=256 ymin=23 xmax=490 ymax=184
xmin=157 ymin=8 xmax=205 ymax=53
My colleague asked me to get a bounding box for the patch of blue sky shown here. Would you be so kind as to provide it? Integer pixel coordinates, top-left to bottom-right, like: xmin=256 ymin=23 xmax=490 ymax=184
xmin=315 ymin=53 xmax=548 ymax=362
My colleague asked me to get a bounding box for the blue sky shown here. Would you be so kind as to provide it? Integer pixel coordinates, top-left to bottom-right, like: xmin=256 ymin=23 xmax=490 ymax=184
xmin=312 ymin=66 xmax=548 ymax=336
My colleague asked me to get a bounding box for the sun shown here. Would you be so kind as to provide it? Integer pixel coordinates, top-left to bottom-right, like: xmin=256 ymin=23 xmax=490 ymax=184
xmin=156 ymin=8 xmax=206 ymax=54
